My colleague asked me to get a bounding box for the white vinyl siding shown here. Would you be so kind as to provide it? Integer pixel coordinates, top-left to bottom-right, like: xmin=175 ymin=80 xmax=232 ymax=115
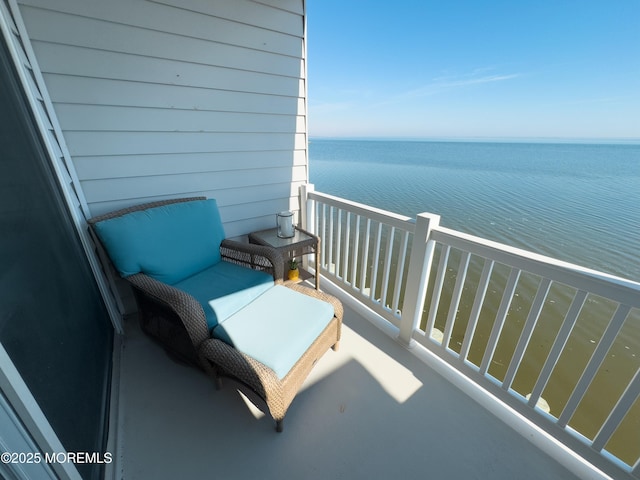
xmin=17 ymin=0 xmax=308 ymax=238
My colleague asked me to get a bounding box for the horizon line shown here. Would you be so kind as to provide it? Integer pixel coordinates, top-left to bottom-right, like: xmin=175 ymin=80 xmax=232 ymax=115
xmin=308 ymin=135 xmax=640 ymax=145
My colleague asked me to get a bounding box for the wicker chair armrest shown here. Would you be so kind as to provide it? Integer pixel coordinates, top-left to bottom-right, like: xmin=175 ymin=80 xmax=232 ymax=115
xmin=126 ymin=273 xmax=210 ymax=348
xmin=198 ymin=338 xmax=282 ymax=400
xmin=220 ymin=239 xmax=284 ymax=282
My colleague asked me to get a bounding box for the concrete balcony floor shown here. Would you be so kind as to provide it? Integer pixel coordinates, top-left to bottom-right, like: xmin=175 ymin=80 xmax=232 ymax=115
xmin=113 ymin=304 xmax=584 ymax=480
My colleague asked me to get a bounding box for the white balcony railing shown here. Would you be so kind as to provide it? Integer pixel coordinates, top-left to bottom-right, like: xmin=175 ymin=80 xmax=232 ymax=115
xmin=301 ymin=184 xmax=640 ymax=480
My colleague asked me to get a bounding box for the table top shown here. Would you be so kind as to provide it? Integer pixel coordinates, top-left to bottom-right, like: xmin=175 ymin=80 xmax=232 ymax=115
xmin=249 ymin=227 xmax=317 ymax=250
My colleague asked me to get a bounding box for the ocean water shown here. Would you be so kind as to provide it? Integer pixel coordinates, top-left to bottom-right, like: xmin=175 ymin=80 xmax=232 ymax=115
xmin=309 ymin=139 xmax=640 ymax=281
xmin=309 ymin=139 xmax=640 ymax=463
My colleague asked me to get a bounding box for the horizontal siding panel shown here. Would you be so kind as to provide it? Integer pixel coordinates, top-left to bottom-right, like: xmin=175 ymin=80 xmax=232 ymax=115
xmin=224 ymin=217 xmax=272 ymax=238
xmin=81 ymin=165 xmax=306 ymax=202
xmin=64 ymin=132 xmax=306 ymax=157
xmin=19 ymin=0 xmax=302 ymax=56
xmin=224 ymin=196 xmax=304 ymax=237
xmin=255 ymin=0 xmax=304 ymax=16
xmin=21 ymin=6 xmax=304 ymax=78
xmin=225 ymin=216 xmax=277 ymax=239
xmin=87 ymin=181 xmax=300 ymax=217
xmin=54 ymin=104 xmax=305 ymax=134
xmin=87 ymin=185 xmax=302 ymax=238
xmin=43 ymin=75 xmax=305 ymax=116
xmin=74 ymin=150 xmax=306 ymax=180
xmin=220 ymin=199 xmax=304 ymax=237
xmin=33 ymin=42 xmax=304 ymax=98
xmin=220 ymin=198 xmax=292 ymax=226
xmin=151 ymin=0 xmax=303 ymax=36
xmin=216 ymin=183 xmax=300 ymax=207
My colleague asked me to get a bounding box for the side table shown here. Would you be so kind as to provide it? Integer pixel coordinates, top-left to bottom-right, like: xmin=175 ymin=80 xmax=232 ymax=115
xmin=248 ymin=226 xmax=320 ymax=290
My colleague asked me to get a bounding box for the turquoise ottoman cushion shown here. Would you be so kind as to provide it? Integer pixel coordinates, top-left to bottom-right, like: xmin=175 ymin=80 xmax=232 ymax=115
xmin=93 ymin=199 xmax=225 ymax=284
xmin=174 ymin=261 xmax=274 ymax=331
xmin=212 ymin=285 xmax=335 ymax=379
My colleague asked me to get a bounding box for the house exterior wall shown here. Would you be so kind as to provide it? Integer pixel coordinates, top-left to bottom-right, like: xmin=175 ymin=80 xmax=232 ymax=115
xmin=17 ymin=0 xmax=308 ymax=238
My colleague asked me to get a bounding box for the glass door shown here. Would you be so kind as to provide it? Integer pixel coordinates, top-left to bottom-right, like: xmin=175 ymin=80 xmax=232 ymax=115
xmin=0 ymin=34 xmax=114 ymax=480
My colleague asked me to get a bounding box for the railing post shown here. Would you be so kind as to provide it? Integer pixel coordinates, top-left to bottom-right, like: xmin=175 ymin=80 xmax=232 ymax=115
xmin=299 ymin=183 xmax=315 ymax=273
xmin=397 ymin=212 xmax=440 ymax=347
xmin=299 ymin=183 xmax=314 ymax=232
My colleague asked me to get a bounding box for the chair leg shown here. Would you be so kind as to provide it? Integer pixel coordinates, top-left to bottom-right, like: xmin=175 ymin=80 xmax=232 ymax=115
xmin=332 ymin=341 xmax=340 ymax=352
xmin=199 ymin=356 xmax=223 ymax=390
xmin=275 ymin=419 xmax=284 ymax=433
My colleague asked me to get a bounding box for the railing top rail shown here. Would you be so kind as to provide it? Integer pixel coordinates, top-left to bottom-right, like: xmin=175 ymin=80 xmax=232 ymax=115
xmin=432 ymin=225 xmax=640 ymax=308
xmin=307 ymin=188 xmax=639 ymax=307
xmin=308 ymin=190 xmax=416 ymax=232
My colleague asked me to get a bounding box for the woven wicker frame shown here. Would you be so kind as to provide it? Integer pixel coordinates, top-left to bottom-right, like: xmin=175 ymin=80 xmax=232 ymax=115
xmin=88 ymin=197 xmax=342 ymax=432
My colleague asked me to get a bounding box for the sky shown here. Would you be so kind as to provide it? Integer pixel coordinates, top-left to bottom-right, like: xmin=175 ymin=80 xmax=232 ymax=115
xmin=306 ymin=1 xmax=640 ymax=141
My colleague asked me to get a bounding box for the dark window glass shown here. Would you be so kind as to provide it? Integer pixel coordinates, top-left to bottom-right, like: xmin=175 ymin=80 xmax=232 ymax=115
xmin=0 ymin=36 xmax=113 ymax=480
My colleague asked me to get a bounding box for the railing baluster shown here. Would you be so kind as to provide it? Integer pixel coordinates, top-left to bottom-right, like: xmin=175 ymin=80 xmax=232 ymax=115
xmin=460 ymin=259 xmax=494 ymax=362
xmin=443 ymin=251 xmax=471 ymax=351
xmin=327 ymin=206 xmax=334 ymax=274
xmin=425 ymin=245 xmax=450 ymax=339
xmin=391 ymin=230 xmax=410 ymax=317
xmin=480 ymin=268 xmax=521 ymax=375
xmin=380 ymin=226 xmax=396 ymax=310
xmin=360 ymin=218 xmax=371 ymax=295
xmin=352 ymin=214 xmax=361 ymax=290
xmin=592 ymin=366 xmax=640 ymax=452
xmin=312 ymin=202 xmax=317 ymax=241
xmin=335 ymin=208 xmax=342 ymax=279
xmin=369 ymin=222 xmax=383 ymax=301
xmin=342 ymin=211 xmax=351 ymax=285
xmin=502 ymin=278 xmax=553 ymax=391
xmin=320 ymin=202 xmax=327 ymax=270
xmin=318 ymin=201 xmax=322 ymax=239
xmin=557 ymin=304 xmax=632 ymax=428
xmin=528 ymin=290 xmax=588 ymax=409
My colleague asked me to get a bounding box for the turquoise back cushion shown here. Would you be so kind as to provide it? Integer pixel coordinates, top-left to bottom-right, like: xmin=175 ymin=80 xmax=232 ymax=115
xmin=93 ymin=199 xmax=225 ymax=284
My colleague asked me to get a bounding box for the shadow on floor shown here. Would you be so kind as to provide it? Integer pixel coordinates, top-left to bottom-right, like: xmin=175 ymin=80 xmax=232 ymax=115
xmin=117 ymin=306 xmax=581 ymax=480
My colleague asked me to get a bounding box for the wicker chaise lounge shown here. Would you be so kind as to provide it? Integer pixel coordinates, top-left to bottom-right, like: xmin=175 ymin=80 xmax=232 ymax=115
xmin=89 ymin=197 xmax=342 ymax=432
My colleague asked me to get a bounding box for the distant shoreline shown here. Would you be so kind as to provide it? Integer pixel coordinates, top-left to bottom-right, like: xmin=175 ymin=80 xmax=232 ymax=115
xmin=309 ymin=136 xmax=640 ymax=146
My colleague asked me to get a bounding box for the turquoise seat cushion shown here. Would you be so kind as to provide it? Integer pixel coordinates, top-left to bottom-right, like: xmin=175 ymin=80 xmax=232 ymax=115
xmin=173 ymin=261 xmax=274 ymax=331
xmin=212 ymin=285 xmax=335 ymax=379
xmin=93 ymin=199 xmax=225 ymax=284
